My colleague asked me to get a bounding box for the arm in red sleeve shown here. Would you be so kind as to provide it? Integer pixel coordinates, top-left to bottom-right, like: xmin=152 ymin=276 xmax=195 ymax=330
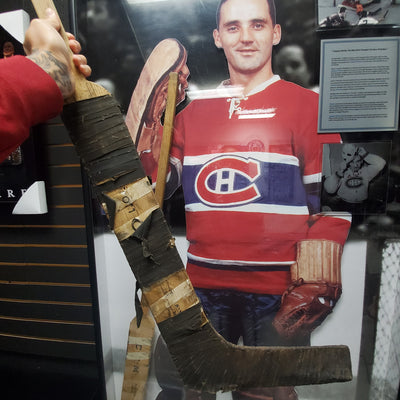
xmin=307 ymin=212 xmax=352 ymax=246
xmin=0 ymin=55 xmax=64 ymax=162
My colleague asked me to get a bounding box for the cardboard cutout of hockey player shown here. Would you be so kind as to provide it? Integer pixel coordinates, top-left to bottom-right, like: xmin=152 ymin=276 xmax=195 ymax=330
xmin=125 ymin=1 xmax=351 ymax=399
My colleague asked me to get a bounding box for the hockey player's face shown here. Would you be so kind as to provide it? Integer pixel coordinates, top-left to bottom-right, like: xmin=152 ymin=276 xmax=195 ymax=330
xmin=213 ymin=0 xmax=281 ymax=82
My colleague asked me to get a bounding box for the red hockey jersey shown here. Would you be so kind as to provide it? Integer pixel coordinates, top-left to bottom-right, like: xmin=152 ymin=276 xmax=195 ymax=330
xmin=167 ymin=78 xmax=351 ymax=294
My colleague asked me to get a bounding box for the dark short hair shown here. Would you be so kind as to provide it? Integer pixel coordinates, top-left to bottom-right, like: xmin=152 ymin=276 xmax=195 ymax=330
xmin=216 ymin=0 xmax=277 ymax=28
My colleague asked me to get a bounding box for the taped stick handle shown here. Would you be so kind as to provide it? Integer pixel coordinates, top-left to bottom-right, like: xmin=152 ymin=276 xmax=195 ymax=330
xmin=155 ymin=72 xmax=179 ymax=207
xmin=30 ymin=0 xmax=109 ymax=102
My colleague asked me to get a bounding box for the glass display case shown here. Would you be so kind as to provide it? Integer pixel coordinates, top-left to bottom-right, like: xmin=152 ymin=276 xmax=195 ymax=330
xmin=75 ymin=1 xmax=400 ymax=399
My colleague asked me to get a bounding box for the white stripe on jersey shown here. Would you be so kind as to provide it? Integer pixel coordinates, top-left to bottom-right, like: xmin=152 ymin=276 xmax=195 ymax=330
xmin=185 ymin=202 xmax=310 ymax=215
xmin=303 ymin=172 xmax=322 ymax=185
xmin=319 ymin=211 xmax=352 ymax=223
xmin=183 ymin=152 xmax=300 ymax=167
xmin=187 ymin=251 xmax=295 ymax=267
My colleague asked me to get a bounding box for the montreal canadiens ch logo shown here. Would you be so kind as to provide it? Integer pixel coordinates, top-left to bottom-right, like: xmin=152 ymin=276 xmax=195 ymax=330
xmin=195 ymin=155 xmax=261 ymax=206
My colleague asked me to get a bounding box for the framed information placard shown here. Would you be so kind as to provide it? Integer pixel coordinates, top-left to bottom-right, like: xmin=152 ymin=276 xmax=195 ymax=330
xmin=318 ymin=36 xmax=400 ymax=133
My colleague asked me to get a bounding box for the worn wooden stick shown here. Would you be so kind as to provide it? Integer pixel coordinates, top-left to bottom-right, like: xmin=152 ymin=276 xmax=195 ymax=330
xmin=122 ymin=304 xmax=155 ymax=400
xmin=155 ymin=72 xmax=178 ymax=207
xmin=32 ymin=0 xmax=353 ymax=393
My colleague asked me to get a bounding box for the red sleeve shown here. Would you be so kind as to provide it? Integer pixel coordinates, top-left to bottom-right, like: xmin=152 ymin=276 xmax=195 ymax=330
xmin=0 ymin=55 xmax=64 ymax=162
xmin=307 ymin=212 xmax=352 ymax=246
xmin=288 ymin=85 xmax=351 ymax=245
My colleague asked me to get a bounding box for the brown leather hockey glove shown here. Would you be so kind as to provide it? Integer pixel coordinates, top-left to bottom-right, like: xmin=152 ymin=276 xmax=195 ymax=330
xmin=273 ymin=279 xmax=342 ymax=340
xmin=273 ymin=240 xmax=343 ymax=340
xmin=125 ymin=38 xmax=187 ymax=146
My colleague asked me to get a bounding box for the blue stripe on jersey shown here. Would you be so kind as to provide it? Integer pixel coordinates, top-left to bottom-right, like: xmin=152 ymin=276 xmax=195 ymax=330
xmin=182 ymin=153 xmax=308 ymax=210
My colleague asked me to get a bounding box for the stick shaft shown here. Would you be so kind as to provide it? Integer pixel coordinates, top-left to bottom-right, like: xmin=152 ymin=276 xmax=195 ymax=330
xmin=122 ymin=307 xmax=155 ymax=400
xmin=155 ymin=72 xmax=179 ymax=207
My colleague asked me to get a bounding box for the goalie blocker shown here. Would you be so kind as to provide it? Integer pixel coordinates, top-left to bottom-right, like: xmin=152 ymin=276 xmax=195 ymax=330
xmin=273 ymin=240 xmax=343 ymax=340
